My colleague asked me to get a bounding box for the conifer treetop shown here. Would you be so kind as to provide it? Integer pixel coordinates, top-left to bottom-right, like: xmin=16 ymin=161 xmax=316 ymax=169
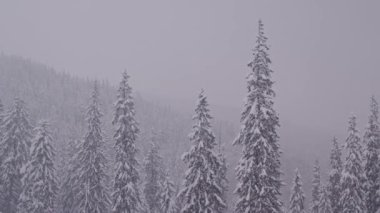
xmin=345 ymin=115 xmax=361 ymax=153
xmin=113 ymin=70 xmax=139 ymax=149
xmin=368 ymin=96 xmax=379 ymax=128
xmin=179 ymin=90 xmax=226 ymax=213
xmin=289 ymin=168 xmax=305 ymax=213
xmin=340 ymin=115 xmax=366 ymax=213
xmin=18 ymin=120 xmax=58 ymax=213
xmin=330 ymin=137 xmax=343 ymax=171
xmin=74 ymin=81 xmax=111 ymax=213
xmin=234 ymin=20 xmax=282 ymax=213
xmin=112 ymin=71 xmax=141 ymax=213
xmin=189 ymin=89 xmax=215 ymax=145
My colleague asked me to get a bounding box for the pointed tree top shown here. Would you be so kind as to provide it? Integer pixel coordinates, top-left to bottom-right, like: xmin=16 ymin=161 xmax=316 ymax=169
xmin=194 ymin=89 xmax=212 ymax=120
xmin=122 ymin=70 xmax=130 ymax=82
xmin=289 ymin=168 xmax=305 ymax=212
xmin=92 ymin=80 xmax=100 ymax=101
xmin=258 ymin=19 xmax=264 ymax=34
xmin=369 ymin=95 xmax=379 ymax=121
xmin=14 ymin=97 xmax=26 ymax=108
xmin=249 ymin=19 xmax=270 ymax=69
xmin=198 ymin=88 xmax=206 ymax=100
xmin=7 ymin=98 xmax=30 ymax=122
xmin=292 ymin=168 xmax=303 ymax=186
xmin=314 ymin=159 xmax=320 ymax=166
xmin=331 ymin=137 xmax=342 ymax=162
xmin=87 ymin=81 xmax=102 ymax=127
xmin=149 ymin=131 xmax=160 ymax=150
xmin=196 ymin=89 xmax=208 ymax=108
xmin=117 ymin=70 xmax=133 ymax=100
xmin=291 ymin=168 xmax=303 ymax=189
xmin=332 ymin=136 xmax=339 ymax=149
xmin=256 ymin=19 xmax=267 ymax=47
xmin=348 ymin=115 xmax=358 ymax=132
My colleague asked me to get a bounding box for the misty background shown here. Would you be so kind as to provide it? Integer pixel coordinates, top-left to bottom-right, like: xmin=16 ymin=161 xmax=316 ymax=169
xmin=0 ymin=0 xmax=379 ymax=207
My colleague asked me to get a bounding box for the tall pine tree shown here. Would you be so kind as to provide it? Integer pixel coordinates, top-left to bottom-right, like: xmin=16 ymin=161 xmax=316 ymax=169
xmin=179 ymin=90 xmax=227 ymax=213
xmin=17 ymin=121 xmax=59 ymax=213
xmin=112 ymin=71 xmax=141 ymax=213
xmin=340 ymin=115 xmax=366 ymax=213
xmin=289 ymin=169 xmax=305 ymax=213
xmin=328 ymin=137 xmax=343 ymax=213
xmin=73 ymin=82 xmax=111 ymax=212
xmin=234 ymin=20 xmax=282 ymax=213
xmin=364 ymin=96 xmax=380 ymax=213
xmin=310 ymin=160 xmax=321 ymax=213
xmin=0 ymin=98 xmax=32 ymax=213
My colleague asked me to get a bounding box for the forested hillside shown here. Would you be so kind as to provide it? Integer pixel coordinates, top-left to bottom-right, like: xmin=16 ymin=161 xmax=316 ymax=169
xmin=0 ymin=53 xmax=361 ymax=211
xmin=0 ymin=54 xmax=240 ymax=208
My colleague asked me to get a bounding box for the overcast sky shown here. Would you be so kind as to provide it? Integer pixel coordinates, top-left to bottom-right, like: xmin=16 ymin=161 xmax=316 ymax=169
xmin=0 ymin=0 xmax=379 ymax=132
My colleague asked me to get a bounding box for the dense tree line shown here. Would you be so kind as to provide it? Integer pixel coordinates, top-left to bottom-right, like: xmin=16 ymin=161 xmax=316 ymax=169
xmin=0 ymin=20 xmax=379 ymax=213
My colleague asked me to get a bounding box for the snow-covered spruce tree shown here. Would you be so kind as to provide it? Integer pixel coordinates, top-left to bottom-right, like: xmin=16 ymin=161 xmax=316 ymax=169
xmin=289 ymin=169 xmax=305 ymax=213
xmin=160 ymin=172 xmax=175 ymax=213
xmin=179 ymin=90 xmax=227 ymax=213
xmin=112 ymin=71 xmax=141 ymax=213
xmin=143 ymin=141 xmax=165 ymax=213
xmin=319 ymin=185 xmax=332 ymax=213
xmin=17 ymin=121 xmax=59 ymax=213
xmin=340 ymin=116 xmax=366 ymax=213
xmin=328 ymin=137 xmax=343 ymax=213
xmin=234 ymin=20 xmax=282 ymax=213
xmin=0 ymin=98 xmax=32 ymax=213
xmin=364 ymin=96 xmax=380 ymax=213
xmin=310 ymin=160 xmax=321 ymax=213
xmin=74 ymin=82 xmax=111 ymax=212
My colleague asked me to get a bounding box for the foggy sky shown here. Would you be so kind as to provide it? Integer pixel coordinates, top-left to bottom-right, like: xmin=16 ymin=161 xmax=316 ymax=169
xmin=0 ymin=0 xmax=380 ymax=134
